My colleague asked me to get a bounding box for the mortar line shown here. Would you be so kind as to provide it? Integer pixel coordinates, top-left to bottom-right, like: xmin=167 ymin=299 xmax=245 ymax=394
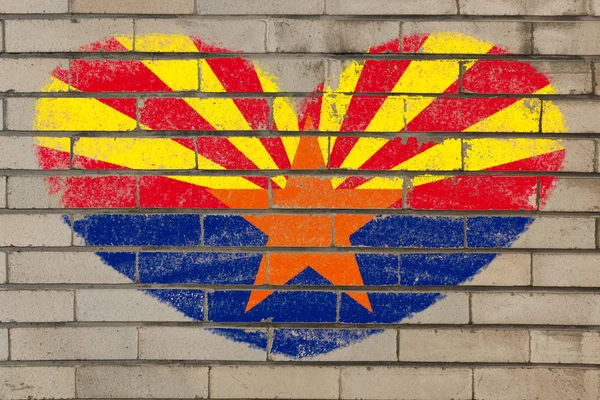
xmin=203 ymin=288 xmax=209 ymax=322
xmin=338 ymin=367 xmax=342 ymax=400
xmin=266 ymin=327 xmax=273 ymax=361
xmin=527 ymin=329 xmax=532 ymax=363
xmin=134 ymin=251 xmax=140 ymax=283
xmin=207 ymin=365 xmax=211 ymax=399
xmin=396 ymin=328 xmax=400 ymax=362
xmin=529 ymin=253 xmax=534 ymax=286
xmin=136 ymin=326 xmax=140 ymax=360
xmin=471 ymin=368 xmax=475 ymax=400
xmin=529 ymin=22 xmax=535 ymax=55
xmin=594 ymin=139 xmax=599 ymax=173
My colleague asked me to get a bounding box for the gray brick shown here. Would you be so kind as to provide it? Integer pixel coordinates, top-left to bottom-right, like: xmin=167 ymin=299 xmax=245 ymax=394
xmin=464 ymin=253 xmax=531 ymax=286
xmin=543 ymin=100 xmax=600 ymax=133
xmin=136 ymin=19 xmax=266 ymax=52
xmin=271 ymin=329 xmax=397 ymax=361
xmin=399 ymin=329 xmax=529 ymax=363
xmin=531 ymin=330 xmax=600 ymax=364
xmin=0 ymin=214 xmax=71 ymax=246
xmin=402 ymin=21 xmax=531 ymax=54
xmin=139 ymin=327 xmax=266 ymax=360
xmin=267 ymin=19 xmax=399 ymax=53
xmin=8 ymin=251 xmax=132 ymax=284
xmin=76 ymin=289 xmax=194 ymax=321
xmin=472 ymin=293 xmax=600 ymax=325
xmin=0 ymin=59 xmax=69 ymax=93
xmin=246 ymin=57 xmax=326 ymax=93
xmin=199 ymin=0 xmax=324 ymax=15
xmin=0 ymin=177 xmax=5 ymax=208
xmin=403 ymin=293 xmax=469 ymax=324
xmin=11 ymin=327 xmax=137 ymax=360
xmin=341 ymin=367 xmax=472 ymax=400
xmin=0 ymin=253 xmax=5 ymax=284
xmin=77 ymin=365 xmax=208 ymax=399
xmin=475 ymin=368 xmax=600 ymax=400
xmin=211 ymin=365 xmax=339 ymax=399
xmin=543 ymin=179 xmax=600 ymax=211
xmin=7 ymin=176 xmax=59 ymax=209
xmin=529 ymin=61 xmax=593 ymax=95
xmin=327 ymin=0 xmax=456 ymax=15
xmin=0 ymin=367 xmax=75 ymax=399
xmin=72 ymin=0 xmax=194 ymax=13
xmin=0 ymin=136 xmax=60 ymax=169
xmin=510 ymin=217 xmax=596 ymax=249
xmin=0 ymin=0 xmax=68 ymax=13
xmin=460 ymin=0 xmax=588 ymax=15
xmin=5 ymin=19 xmax=134 ymax=52
xmin=0 ymin=329 xmax=7 ymax=361
xmin=534 ymin=23 xmax=600 ymax=55
xmin=561 ymin=140 xmax=596 ymax=172
xmin=0 ymin=290 xmax=74 ymax=322
xmin=533 ymin=254 xmax=600 ymax=287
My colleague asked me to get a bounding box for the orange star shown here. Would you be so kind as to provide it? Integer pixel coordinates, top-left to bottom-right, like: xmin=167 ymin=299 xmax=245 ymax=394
xmin=208 ymin=136 xmax=402 ymax=312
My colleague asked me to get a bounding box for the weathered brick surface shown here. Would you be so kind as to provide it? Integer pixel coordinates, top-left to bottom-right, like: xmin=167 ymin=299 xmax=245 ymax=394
xmin=0 ymin=290 xmax=74 ymax=322
xmin=543 ymin=179 xmax=600 ymax=211
xmin=0 ymin=253 xmax=6 ymax=284
xmin=533 ymin=254 xmax=600 ymax=287
xmin=327 ymin=0 xmax=456 ymax=15
xmin=0 ymin=214 xmax=71 ymax=246
xmin=0 ymin=329 xmax=7 ymax=361
xmin=474 ymin=368 xmax=600 ymax=400
xmin=472 ymin=293 xmax=600 ymax=324
xmin=10 ymin=327 xmax=137 ymax=360
xmin=0 ymin=367 xmax=75 ymax=399
xmin=199 ymin=0 xmax=325 ymax=15
xmin=531 ymin=330 xmax=600 ymax=364
xmin=500 ymin=217 xmax=596 ymax=249
xmin=77 ymin=365 xmax=209 ymax=399
xmin=211 ymin=366 xmax=339 ymax=399
xmin=459 ymin=0 xmax=588 ymax=16
xmin=534 ymin=23 xmax=600 ymax=55
xmin=341 ymin=367 xmax=472 ymax=400
xmin=0 ymin=176 xmax=5 ymax=208
xmin=0 ymin=0 xmax=68 ymax=13
xmin=463 ymin=253 xmax=531 ymax=286
xmin=0 ymin=137 xmax=61 ymax=169
xmin=72 ymin=0 xmax=194 ymax=14
xmin=399 ymin=328 xmax=529 ymax=362
xmin=543 ymin=100 xmax=600 ymax=132
xmin=0 ymin=59 xmax=69 ymax=92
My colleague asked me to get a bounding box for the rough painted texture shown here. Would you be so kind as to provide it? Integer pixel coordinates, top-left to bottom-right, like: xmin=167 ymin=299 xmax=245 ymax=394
xmin=0 ymin=3 xmax=599 ymax=400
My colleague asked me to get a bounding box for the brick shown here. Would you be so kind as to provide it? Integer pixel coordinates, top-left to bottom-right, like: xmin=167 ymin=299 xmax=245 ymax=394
xmin=77 ymin=365 xmax=208 ymax=399
xmin=211 ymin=366 xmax=339 ymax=399
xmin=464 ymin=253 xmax=531 ymax=286
xmin=0 ymin=290 xmax=74 ymax=322
xmin=327 ymin=0 xmax=456 ymax=15
xmin=136 ymin=19 xmax=266 ymax=52
xmin=0 ymin=367 xmax=75 ymax=399
xmin=561 ymin=140 xmax=596 ymax=172
xmin=267 ymin=19 xmax=399 ymax=53
xmin=0 ymin=136 xmax=63 ymax=169
xmin=0 ymin=214 xmax=71 ymax=246
xmin=468 ymin=217 xmax=596 ymax=249
xmin=8 ymin=176 xmax=137 ymax=209
xmin=402 ymin=21 xmax=531 ymax=54
xmin=0 ymin=59 xmax=69 ymax=92
xmin=532 ymin=61 xmax=593 ymax=95
xmin=472 ymin=292 xmax=600 ymax=324
xmin=0 ymin=0 xmax=68 ymax=13
xmin=474 ymin=368 xmax=600 ymax=400
xmin=72 ymin=0 xmax=194 ymax=14
xmin=341 ymin=367 xmax=472 ymax=400
xmin=533 ymin=254 xmax=600 ymax=287
xmin=0 ymin=253 xmax=5 ymax=284
xmin=534 ymin=23 xmax=600 ymax=55
xmin=399 ymin=329 xmax=529 ymax=363
xmin=460 ymin=0 xmax=588 ymax=15
xmin=76 ymin=289 xmax=197 ymax=321
xmin=0 ymin=177 xmax=5 ymax=208
xmin=241 ymin=58 xmax=326 ymax=93
xmin=0 ymin=329 xmax=7 ymax=361
xmin=543 ymin=179 xmax=600 ymax=211
xmin=8 ymin=251 xmax=134 ymax=284
xmin=139 ymin=327 xmax=267 ymax=360
xmin=11 ymin=327 xmax=137 ymax=360
xmin=5 ymin=19 xmax=134 ymax=53
xmin=543 ymin=100 xmax=600 ymax=133
xmin=403 ymin=292 xmax=470 ymax=324
xmin=531 ymin=330 xmax=600 ymax=364
xmin=199 ymin=0 xmax=324 ymax=15
xmin=271 ymin=329 xmax=397 ymax=361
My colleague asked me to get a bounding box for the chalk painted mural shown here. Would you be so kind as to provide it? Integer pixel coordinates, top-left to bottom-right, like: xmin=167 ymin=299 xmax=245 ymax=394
xmin=33 ymin=32 xmax=567 ymax=358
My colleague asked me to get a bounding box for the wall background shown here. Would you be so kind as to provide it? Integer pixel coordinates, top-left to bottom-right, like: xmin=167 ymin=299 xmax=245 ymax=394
xmin=1 ymin=0 xmax=600 ymax=399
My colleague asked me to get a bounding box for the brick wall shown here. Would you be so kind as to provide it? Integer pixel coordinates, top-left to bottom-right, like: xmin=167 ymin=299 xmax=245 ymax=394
xmin=1 ymin=1 xmax=600 ymax=399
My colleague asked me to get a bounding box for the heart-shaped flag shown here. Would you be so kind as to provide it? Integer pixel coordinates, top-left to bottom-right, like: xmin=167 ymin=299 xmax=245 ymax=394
xmin=33 ymin=32 xmax=565 ymax=358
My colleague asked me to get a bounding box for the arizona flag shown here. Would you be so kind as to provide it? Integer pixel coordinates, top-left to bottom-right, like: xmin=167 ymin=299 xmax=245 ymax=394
xmin=33 ymin=32 xmax=566 ymax=358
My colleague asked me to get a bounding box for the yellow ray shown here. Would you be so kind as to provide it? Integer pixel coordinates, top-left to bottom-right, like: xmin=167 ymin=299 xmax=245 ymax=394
xmin=135 ymin=34 xmax=199 ymax=52
xmin=355 ymin=177 xmax=403 ymax=190
xmin=142 ymin=60 xmax=199 ymax=91
xmin=542 ymin=100 xmax=568 ymax=133
xmin=318 ymin=137 xmax=329 ymax=165
xmin=114 ymin=35 xmax=134 ymax=51
xmin=464 ymin=138 xmax=564 ymax=171
xmin=394 ymin=138 xmax=462 ymax=171
xmin=319 ymin=60 xmax=363 ymax=132
xmin=364 ymin=96 xmax=406 ymax=133
xmin=464 ymin=98 xmax=541 ymax=133
xmin=35 ymin=137 xmax=70 ymax=153
xmin=73 ymin=138 xmax=198 ymax=169
xmin=34 ymin=98 xmax=136 ymax=131
xmin=42 ymin=76 xmax=68 ymax=92
xmin=421 ymin=32 xmax=495 ymax=54
xmin=411 ymin=174 xmax=451 ymax=187
xmin=169 ymin=176 xmax=263 ymax=190
xmin=185 ymin=97 xmax=251 ymax=130
xmin=339 ymin=137 xmax=389 ymax=169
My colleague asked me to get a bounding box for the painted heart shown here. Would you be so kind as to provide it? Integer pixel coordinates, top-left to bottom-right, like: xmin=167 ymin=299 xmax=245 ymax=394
xmin=33 ymin=32 xmax=566 ymax=358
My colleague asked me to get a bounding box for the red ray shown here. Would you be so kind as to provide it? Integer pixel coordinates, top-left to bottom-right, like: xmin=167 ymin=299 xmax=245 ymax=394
xmin=47 ymin=176 xmax=136 ymax=208
xmin=140 ymin=98 xmax=214 ymax=130
xmin=139 ymin=176 xmax=229 ymax=208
